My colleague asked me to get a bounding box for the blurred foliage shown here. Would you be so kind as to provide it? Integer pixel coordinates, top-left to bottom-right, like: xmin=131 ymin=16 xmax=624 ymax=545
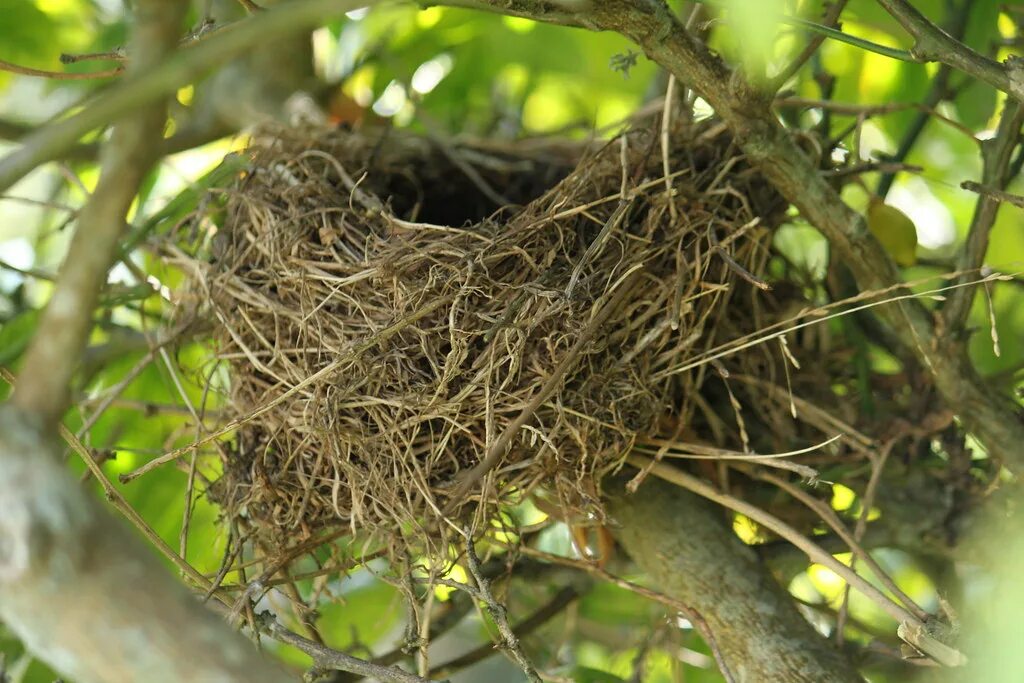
xmin=1 ymin=0 xmax=1023 ymax=681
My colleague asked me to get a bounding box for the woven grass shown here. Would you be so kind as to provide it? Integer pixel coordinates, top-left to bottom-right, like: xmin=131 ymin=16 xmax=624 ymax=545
xmin=188 ymin=118 xmax=812 ymax=553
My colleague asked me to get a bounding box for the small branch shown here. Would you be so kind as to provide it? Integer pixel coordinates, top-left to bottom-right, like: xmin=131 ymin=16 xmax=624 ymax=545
xmin=685 ymin=609 xmax=736 ymax=683
xmin=0 ymin=57 xmax=123 ymax=80
xmin=822 ymin=160 xmax=924 ymax=180
xmin=942 ymin=100 xmax=1024 ymax=330
xmin=60 ymin=48 xmax=128 ymax=64
xmin=875 ymin=1 xmax=970 ymax=198
xmin=0 ymin=116 xmax=231 ymax=163
xmin=960 ymin=180 xmax=1024 ymax=209
xmin=775 ymin=96 xmax=977 ymax=139
xmin=462 ymin=530 xmax=542 ymax=683
xmin=0 ymin=0 xmax=383 ymax=193
xmin=747 ymin=465 xmax=929 ymax=622
xmin=875 ymin=0 xmax=1024 ymax=102
xmin=10 ymin=0 xmax=178 ymax=424
xmin=265 ymin=621 xmax=444 ymax=683
xmin=429 ymin=586 xmax=580 ymax=679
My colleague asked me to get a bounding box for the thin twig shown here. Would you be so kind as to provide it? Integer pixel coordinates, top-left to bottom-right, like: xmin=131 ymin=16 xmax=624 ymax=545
xmin=746 ymin=466 xmax=929 ymax=622
xmin=0 ymin=0 xmax=382 ymax=194
xmin=775 ymin=96 xmax=976 ymax=140
xmin=462 ymin=529 xmax=542 ymax=682
xmin=500 ymin=542 xmax=738 ymax=682
xmin=770 ymin=0 xmax=850 ymax=91
xmin=60 ymin=49 xmax=128 ymax=64
xmin=876 ymin=0 xmax=1024 ymax=102
xmin=0 ymin=367 xmax=223 ymax=602
xmin=265 ymin=621 xmax=445 ymax=683
xmin=836 ymin=441 xmax=894 ymax=641
xmin=0 ymin=58 xmax=122 ymax=80
xmin=943 ymin=100 xmax=1024 ymax=329
xmin=960 ymin=181 xmax=1024 ymax=209
xmin=428 ymin=586 xmax=580 ymax=679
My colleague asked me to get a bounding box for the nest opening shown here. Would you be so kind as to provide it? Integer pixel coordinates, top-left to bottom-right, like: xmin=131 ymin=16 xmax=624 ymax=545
xmin=188 ymin=120 xmax=814 ymax=554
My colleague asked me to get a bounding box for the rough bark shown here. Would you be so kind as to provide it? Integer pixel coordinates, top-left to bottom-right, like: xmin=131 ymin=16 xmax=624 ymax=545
xmin=605 ymin=474 xmax=863 ymax=683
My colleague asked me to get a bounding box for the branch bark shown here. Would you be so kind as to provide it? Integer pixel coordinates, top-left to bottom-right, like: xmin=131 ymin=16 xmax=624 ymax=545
xmin=942 ymin=100 xmax=1024 ymax=329
xmin=605 ymin=473 xmax=863 ymax=683
xmin=875 ymin=0 xmax=1024 ymax=102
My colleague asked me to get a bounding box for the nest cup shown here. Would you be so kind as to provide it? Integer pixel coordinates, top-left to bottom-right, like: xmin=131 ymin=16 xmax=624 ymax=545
xmin=193 ymin=119 xmax=790 ymax=551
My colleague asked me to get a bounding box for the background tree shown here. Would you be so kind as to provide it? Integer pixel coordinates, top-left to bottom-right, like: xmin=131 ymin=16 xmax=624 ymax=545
xmin=0 ymin=0 xmax=1022 ymax=681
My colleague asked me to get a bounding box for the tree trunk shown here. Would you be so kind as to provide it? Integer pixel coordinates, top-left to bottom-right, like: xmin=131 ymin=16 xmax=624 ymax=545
xmin=605 ymin=473 xmax=862 ymax=683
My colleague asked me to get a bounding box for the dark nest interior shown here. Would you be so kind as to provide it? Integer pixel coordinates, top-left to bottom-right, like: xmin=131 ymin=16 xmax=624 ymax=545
xmin=182 ymin=116 xmax=926 ymax=558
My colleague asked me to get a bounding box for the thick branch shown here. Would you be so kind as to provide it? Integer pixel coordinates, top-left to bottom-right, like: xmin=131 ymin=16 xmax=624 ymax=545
xmin=605 ymin=473 xmax=862 ymax=683
xmin=875 ymin=0 xmax=1024 ymax=102
xmin=0 ymin=410 xmax=292 ymax=683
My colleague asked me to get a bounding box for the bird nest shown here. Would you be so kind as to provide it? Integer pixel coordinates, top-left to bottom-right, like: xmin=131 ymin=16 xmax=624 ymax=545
xmin=187 ymin=118 xmax=811 ymax=554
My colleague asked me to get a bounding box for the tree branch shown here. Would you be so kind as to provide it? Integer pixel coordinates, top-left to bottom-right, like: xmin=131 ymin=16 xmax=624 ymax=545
xmin=265 ymin=620 xmax=444 ymax=683
xmin=0 ymin=0 xmax=379 ymax=193
xmin=565 ymin=0 xmax=1024 ymax=469
xmin=942 ymin=100 xmax=1024 ymax=330
xmin=874 ymin=0 xmax=1024 ymax=102
xmin=428 ymin=586 xmax=580 ymax=679
xmin=769 ymin=0 xmax=850 ymax=92
xmin=605 ymin=471 xmax=863 ymax=683
xmin=875 ymin=0 xmax=971 ymax=199
xmin=0 ymin=58 xmax=123 ymax=80
xmin=960 ymin=180 xmax=1024 ymax=210
xmin=11 ymin=0 xmax=179 ymax=423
